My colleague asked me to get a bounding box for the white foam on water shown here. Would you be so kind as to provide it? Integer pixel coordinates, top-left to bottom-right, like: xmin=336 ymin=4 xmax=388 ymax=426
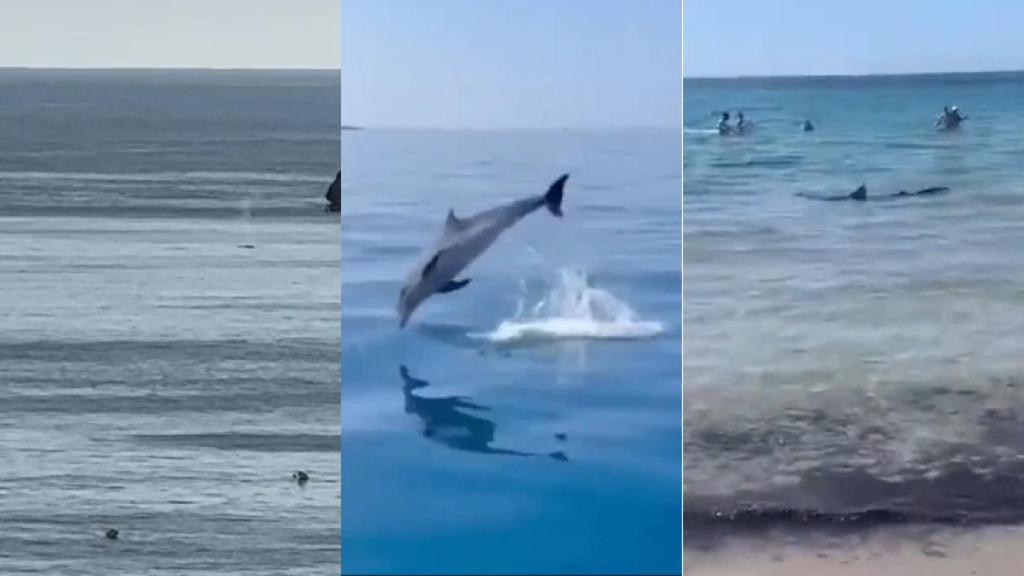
xmin=684 ymin=127 xmax=720 ymax=135
xmin=473 ymin=269 xmax=664 ymax=343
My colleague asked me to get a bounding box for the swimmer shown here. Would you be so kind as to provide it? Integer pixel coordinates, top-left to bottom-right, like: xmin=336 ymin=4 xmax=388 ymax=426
xmin=717 ymin=112 xmax=732 ymax=135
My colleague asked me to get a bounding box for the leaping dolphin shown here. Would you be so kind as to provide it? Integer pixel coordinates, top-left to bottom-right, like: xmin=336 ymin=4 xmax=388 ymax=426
xmin=397 ymin=173 xmax=569 ymax=328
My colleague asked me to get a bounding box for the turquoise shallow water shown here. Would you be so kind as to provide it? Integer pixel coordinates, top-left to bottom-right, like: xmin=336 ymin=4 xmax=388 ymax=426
xmin=341 ymin=129 xmax=681 ymax=574
xmin=685 ymin=73 xmax=1024 ymax=546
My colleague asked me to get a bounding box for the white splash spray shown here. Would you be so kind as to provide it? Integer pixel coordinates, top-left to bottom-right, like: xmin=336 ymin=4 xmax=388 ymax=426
xmin=473 ymin=268 xmax=664 ymax=344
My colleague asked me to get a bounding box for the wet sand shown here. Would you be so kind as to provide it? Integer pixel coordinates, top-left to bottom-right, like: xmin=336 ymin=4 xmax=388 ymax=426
xmin=687 ymin=526 xmax=1024 ymax=575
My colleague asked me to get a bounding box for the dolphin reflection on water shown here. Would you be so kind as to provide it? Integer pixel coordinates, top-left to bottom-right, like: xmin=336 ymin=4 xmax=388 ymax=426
xmin=399 ymin=366 xmax=567 ymax=461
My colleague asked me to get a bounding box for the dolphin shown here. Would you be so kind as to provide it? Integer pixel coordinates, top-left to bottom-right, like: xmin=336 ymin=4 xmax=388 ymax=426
xmin=397 ymin=173 xmax=569 ymax=328
xmin=799 ymin=184 xmax=949 ymax=202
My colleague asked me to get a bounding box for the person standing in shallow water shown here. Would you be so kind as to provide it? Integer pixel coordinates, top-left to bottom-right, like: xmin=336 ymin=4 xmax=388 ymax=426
xmin=325 ymin=170 xmax=340 ymax=212
xmin=735 ymin=111 xmax=755 ymax=134
xmin=717 ymin=112 xmax=732 ymax=135
xmin=936 ymin=105 xmax=967 ymax=129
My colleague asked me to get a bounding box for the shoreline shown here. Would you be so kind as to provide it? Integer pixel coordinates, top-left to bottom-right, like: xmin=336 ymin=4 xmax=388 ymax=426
xmin=686 ymin=525 xmax=1024 ymax=575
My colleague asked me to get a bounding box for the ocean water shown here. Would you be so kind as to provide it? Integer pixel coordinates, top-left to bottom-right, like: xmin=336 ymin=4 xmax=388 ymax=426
xmin=0 ymin=70 xmax=340 ymax=574
xmin=341 ymin=129 xmax=682 ymax=574
xmin=684 ymin=72 xmax=1024 ymax=550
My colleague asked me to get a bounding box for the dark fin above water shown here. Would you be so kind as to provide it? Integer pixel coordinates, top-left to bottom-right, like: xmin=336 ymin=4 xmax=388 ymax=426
xmin=544 ymin=173 xmax=569 ymax=217
xmin=326 ymin=171 xmax=340 ymax=212
xmin=444 ymin=209 xmax=469 ymax=234
xmin=850 ymin=184 xmax=868 ymax=201
xmin=437 ymin=278 xmax=471 ymax=294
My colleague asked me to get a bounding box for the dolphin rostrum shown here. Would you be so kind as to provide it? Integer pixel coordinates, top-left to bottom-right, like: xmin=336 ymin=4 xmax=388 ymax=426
xmin=397 ymin=173 xmax=569 ymax=328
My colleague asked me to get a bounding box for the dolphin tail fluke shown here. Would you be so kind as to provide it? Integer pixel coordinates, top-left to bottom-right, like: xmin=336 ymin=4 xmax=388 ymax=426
xmin=544 ymin=173 xmax=569 ymax=217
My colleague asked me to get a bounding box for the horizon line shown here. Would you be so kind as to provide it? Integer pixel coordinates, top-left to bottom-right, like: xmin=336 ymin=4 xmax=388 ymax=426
xmin=341 ymin=125 xmax=679 ymax=132
xmin=0 ymin=65 xmax=339 ymax=72
xmin=684 ymin=67 xmax=1024 ymax=81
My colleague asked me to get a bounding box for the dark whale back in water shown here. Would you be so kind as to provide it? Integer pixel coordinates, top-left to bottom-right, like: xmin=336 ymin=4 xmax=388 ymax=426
xmin=325 ymin=171 xmax=340 ymax=212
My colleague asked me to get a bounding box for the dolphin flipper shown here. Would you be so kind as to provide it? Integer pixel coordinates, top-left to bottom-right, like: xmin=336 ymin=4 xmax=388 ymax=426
xmin=422 ymin=251 xmax=443 ymax=279
xmin=437 ymin=278 xmax=471 ymax=294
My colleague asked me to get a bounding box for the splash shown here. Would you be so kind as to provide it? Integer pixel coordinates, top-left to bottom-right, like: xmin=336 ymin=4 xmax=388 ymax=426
xmin=474 ymin=269 xmax=664 ymax=343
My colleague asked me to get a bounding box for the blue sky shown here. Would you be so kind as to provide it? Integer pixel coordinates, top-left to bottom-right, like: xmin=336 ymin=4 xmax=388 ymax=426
xmin=686 ymin=0 xmax=1024 ymax=77
xmin=0 ymin=0 xmax=338 ymax=68
xmin=342 ymin=0 xmax=681 ymax=129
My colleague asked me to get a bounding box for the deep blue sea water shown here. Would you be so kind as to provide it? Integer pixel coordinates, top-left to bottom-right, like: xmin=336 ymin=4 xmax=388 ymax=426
xmin=685 ymin=72 xmax=1024 ymax=549
xmin=341 ymin=128 xmax=682 ymax=574
xmin=0 ymin=69 xmax=339 ymax=575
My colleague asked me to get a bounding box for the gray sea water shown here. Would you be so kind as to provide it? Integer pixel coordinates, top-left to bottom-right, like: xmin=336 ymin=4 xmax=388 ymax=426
xmin=0 ymin=69 xmax=340 ymax=574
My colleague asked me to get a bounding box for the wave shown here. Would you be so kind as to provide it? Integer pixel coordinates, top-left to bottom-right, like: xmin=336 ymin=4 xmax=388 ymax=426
xmin=135 ymin=433 xmax=340 ymax=452
xmin=684 ymin=378 xmax=1024 ymax=546
xmin=472 ymin=268 xmax=664 ymax=343
xmin=0 ymin=170 xmax=328 ymax=183
xmin=684 ymin=460 xmax=1022 ymax=547
xmin=709 ymin=155 xmax=804 ymax=169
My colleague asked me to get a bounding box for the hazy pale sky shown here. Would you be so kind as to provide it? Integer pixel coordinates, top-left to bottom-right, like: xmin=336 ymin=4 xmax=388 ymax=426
xmin=341 ymin=0 xmax=682 ymax=130
xmin=686 ymin=0 xmax=1024 ymax=77
xmin=0 ymin=0 xmax=339 ymax=68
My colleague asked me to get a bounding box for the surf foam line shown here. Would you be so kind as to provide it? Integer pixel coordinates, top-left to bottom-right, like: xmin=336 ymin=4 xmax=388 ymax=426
xmin=471 ymin=268 xmax=664 ymax=343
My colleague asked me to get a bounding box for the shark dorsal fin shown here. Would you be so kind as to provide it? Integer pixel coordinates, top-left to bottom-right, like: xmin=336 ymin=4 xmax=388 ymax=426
xmin=444 ymin=209 xmax=468 ymax=235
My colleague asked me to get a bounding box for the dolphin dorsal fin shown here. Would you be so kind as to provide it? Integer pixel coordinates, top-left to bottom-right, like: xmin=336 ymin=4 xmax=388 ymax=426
xmin=444 ymin=209 xmax=468 ymax=235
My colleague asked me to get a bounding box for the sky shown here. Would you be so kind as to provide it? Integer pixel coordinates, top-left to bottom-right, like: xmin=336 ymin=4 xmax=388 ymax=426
xmin=686 ymin=0 xmax=1024 ymax=78
xmin=341 ymin=0 xmax=682 ymax=130
xmin=0 ymin=0 xmax=339 ymax=69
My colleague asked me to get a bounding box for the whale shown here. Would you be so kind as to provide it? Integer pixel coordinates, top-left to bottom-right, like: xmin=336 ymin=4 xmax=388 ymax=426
xmin=799 ymin=184 xmax=949 ymax=202
xmin=396 ymin=173 xmax=568 ymax=328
